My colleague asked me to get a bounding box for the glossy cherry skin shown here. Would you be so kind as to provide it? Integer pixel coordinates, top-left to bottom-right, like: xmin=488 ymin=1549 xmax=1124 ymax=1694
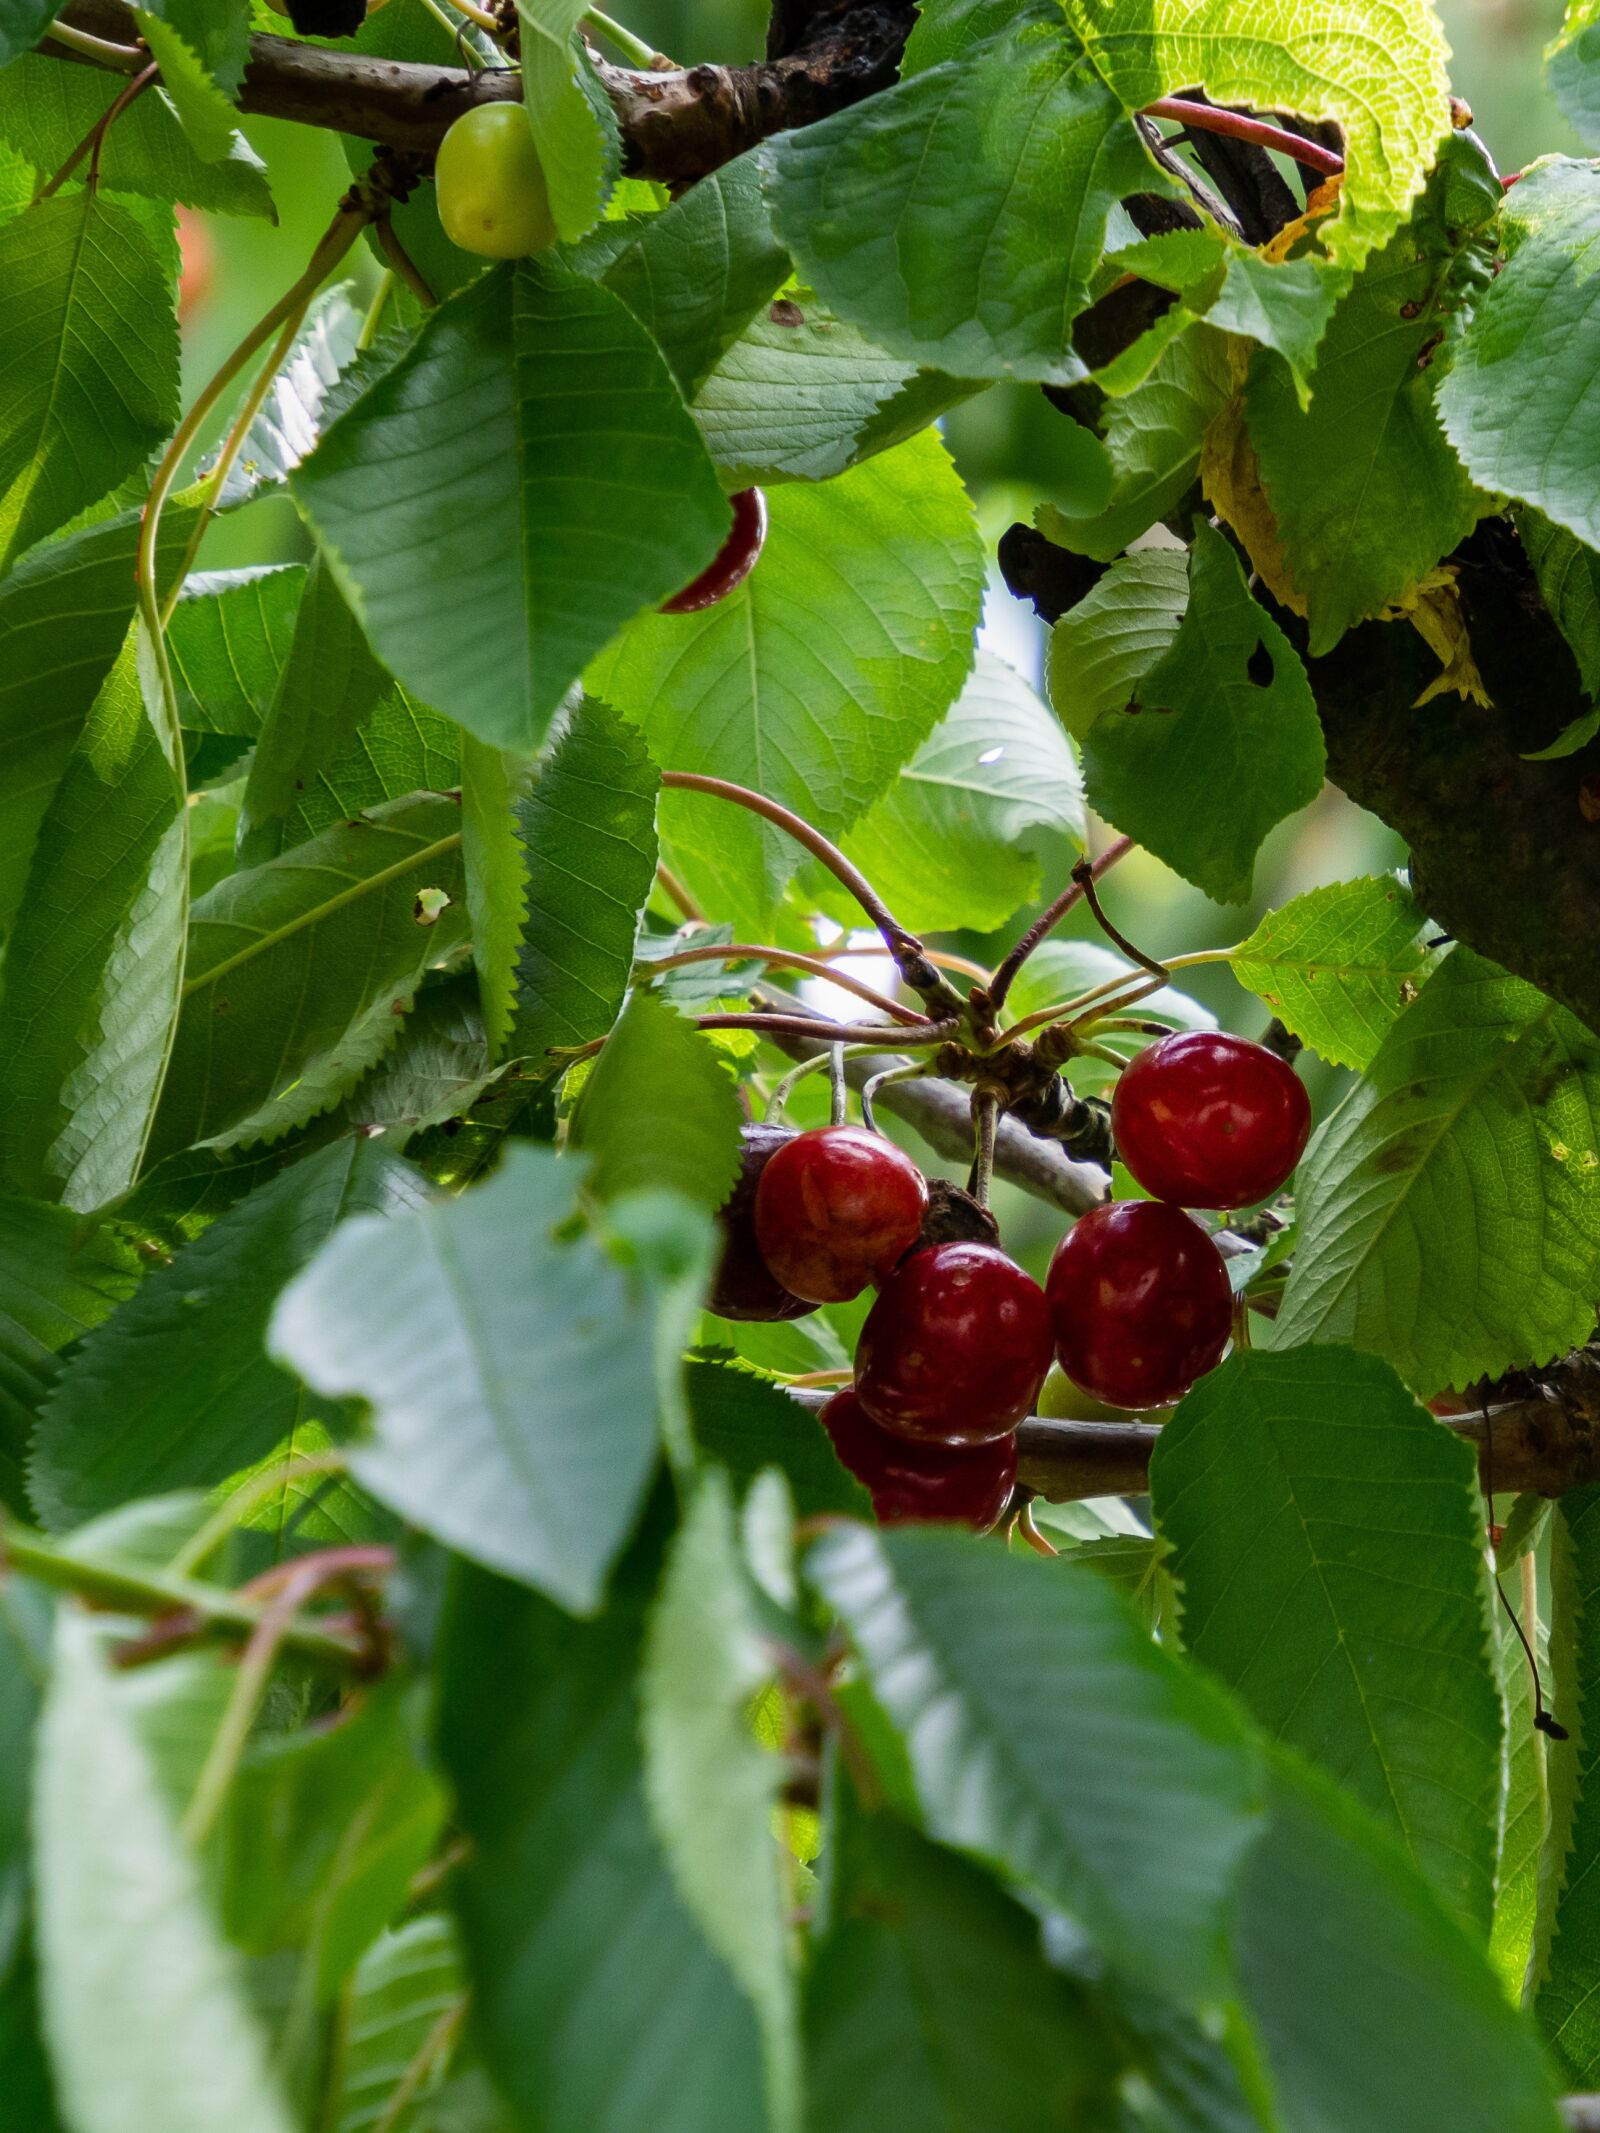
xmin=856 ymin=1243 xmax=1054 ymax=1446
xmin=821 ymin=1388 xmax=1017 ymax=1530
xmin=662 ymin=489 xmax=768 ymax=613
xmin=753 ymin=1125 xmax=927 ymax=1306
xmin=435 ymin=105 xmax=557 ymax=260
xmin=1047 ymin=1201 xmax=1231 ymax=1411
xmin=1111 ymin=1031 xmax=1311 ymax=1209
xmin=707 ymin=1124 xmax=818 ymax=1323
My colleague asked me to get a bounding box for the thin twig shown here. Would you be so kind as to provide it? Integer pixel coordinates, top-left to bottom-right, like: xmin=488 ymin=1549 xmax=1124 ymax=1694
xmin=968 ymin=1088 xmax=999 ymax=1207
xmin=986 ymin=835 xmax=1135 ymax=1015
xmin=44 ymin=17 xmax=145 ymax=68
xmin=87 ymin=59 xmax=158 ymax=188
xmin=828 ymin=1043 xmax=847 ymax=1126
xmin=374 ymin=211 xmax=438 ymax=308
xmin=1142 ymin=97 xmax=1345 ymax=178
xmin=654 ymin=861 xmax=704 ymax=921
xmin=640 ymin=941 xmax=927 ymax=1024
xmin=696 ymin=1010 xmax=961 ymax=1048
xmin=660 ymin=772 xmax=926 ymax=971
xmin=860 ymin=1062 xmax=925 ymax=1135
xmin=1076 ymin=860 xmax=1168 ymax=978
xmin=584 ymin=6 xmax=667 ymax=67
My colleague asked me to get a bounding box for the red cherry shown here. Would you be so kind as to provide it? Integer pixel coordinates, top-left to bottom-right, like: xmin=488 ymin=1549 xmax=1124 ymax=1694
xmin=753 ymin=1125 xmax=927 ymax=1306
xmin=855 ymin=1242 xmax=1053 ymax=1446
xmin=1046 ymin=1201 xmax=1231 ymax=1411
xmin=821 ymin=1388 xmax=1017 ymax=1530
xmin=1110 ymin=1031 xmax=1311 ymax=1209
xmin=661 ymin=488 xmax=768 ymax=614
xmin=708 ymin=1124 xmax=819 ymax=1323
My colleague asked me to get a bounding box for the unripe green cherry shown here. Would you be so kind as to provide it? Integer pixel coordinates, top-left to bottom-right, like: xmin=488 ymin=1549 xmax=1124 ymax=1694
xmin=435 ymin=105 xmax=557 ymax=260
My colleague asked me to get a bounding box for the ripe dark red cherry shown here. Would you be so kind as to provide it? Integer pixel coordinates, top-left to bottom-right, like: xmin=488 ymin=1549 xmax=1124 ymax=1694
xmin=707 ymin=1124 xmax=818 ymax=1323
xmin=821 ymin=1388 xmax=1017 ymax=1530
xmin=855 ymin=1242 xmax=1054 ymax=1446
xmin=753 ymin=1125 xmax=927 ymax=1306
xmin=661 ymin=488 xmax=768 ymax=613
xmin=1046 ymin=1201 xmax=1231 ymax=1411
xmin=1111 ymin=1030 xmax=1311 ymax=1208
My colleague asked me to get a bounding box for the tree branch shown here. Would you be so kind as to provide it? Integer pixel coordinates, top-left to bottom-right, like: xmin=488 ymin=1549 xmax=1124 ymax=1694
xmin=791 ymin=1347 xmax=1600 ymax=1506
xmin=56 ymin=0 xmax=917 ymax=180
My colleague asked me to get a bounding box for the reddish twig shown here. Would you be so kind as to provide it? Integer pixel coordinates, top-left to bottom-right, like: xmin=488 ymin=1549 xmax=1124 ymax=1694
xmin=1142 ymin=97 xmax=1345 ymax=179
xmin=985 ymin=835 xmax=1135 ymax=1015
xmin=696 ymin=1010 xmax=961 ymax=1047
xmin=641 ymin=941 xmax=928 ymax=1025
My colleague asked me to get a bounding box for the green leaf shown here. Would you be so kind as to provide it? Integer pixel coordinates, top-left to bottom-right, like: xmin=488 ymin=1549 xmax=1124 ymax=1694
xmin=516 ymin=1 xmax=617 ymax=241
xmin=571 ymin=991 xmax=742 ymax=1211
xmin=135 ymin=0 xmax=250 ymax=100
xmin=805 ymin=1808 xmax=1118 ymax=2133
xmin=1236 ymin=1751 xmax=1561 ymax=2133
xmin=0 ymin=627 xmax=182 ymax=1208
xmin=1549 ymin=0 xmax=1600 ymax=148
xmin=1439 ymin=158 xmax=1600 ymax=549
xmin=145 ymin=792 xmax=469 ymax=1164
xmin=436 ymin=1548 xmax=767 ymax=2131
xmin=1245 ymin=137 xmax=1497 ymax=653
xmin=1046 ymin=547 xmax=1188 ymax=739
xmin=285 ymin=686 xmax=461 ymax=849
xmin=601 ymin=149 xmax=790 ymax=399
xmin=1063 ymin=0 xmax=1451 ymax=277
xmin=1490 ymin=1525 xmax=1549 ymax=1999
xmin=271 ymin=1143 xmax=679 ymax=1611
xmin=212 ymin=1680 xmax=446 ymax=1998
xmin=1230 ymin=875 xmax=1436 ymax=1071
xmin=509 ymin=694 xmax=659 ymax=1072
xmin=643 ymin=1473 xmax=798 ymax=2133
xmin=825 ymin=650 xmax=1084 ymax=936
xmin=168 ymin=565 xmax=306 ymax=743
xmin=1517 ymin=505 xmax=1600 ymax=713
xmin=591 ymin=430 xmax=983 ymax=934
xmin=294 ymin=259 xmax=727 ymax=755
xmin=0 ymin=0 xmax=60 ymax=67
xmin=34 ymin=1609 xmax=298 ymax=2133
xmin=0 ymin=54 xmax=275 ymax=220
xmin=1529 ymin=1482 xmax=1600 ymax=2079
xmin=1105 ymin=227 xmax=1340 ymax=403
xmin=766 ymin=2 xmax=1152 ymax=382
xmin=0 ymin=497 xmax=199 ymax=943
xmin=1076 ymin=520 xmax=1325 ymax=903
xmin=237 ymin=554 xmax=394 ymax=864
xmin=1036 ymin=322 xmax=1231 ymax=561
xmin=30 ymin=1139 xmax=426 ymax=1532
xmin=1151 ymin=1347 xmax=1503 ymax=1931
xmin=131 ymin=11 xmax=239 ymax=164
xmin=459 ymin=734 xmax=528 ymax=1063
xmin=806 ymin=1522 xmax=1263 ymax=2005
xmin=686 ymin=1355 xmax=870 ymax=1519
xmin=0 ymin=192 xmax=178 ymax=571
xmin=0 ymin=1195 xmax=140 ymax=1515
xmin=331 ymin=1914 xmax=467 ymax=2133
xmin=1273 ymin=946 xmax=1600 ymax=1394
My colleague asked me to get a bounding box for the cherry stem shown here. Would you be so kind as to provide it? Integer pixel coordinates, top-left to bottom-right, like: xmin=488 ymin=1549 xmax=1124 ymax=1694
xmin=1142 ymin=97 xmax=1346 ymax=179
xmin=968 ymin=1087 xmax=1000 ymax=1207
xmin=826 ymin=941 xmax=991 ymax=985
xmin=34 ymin=54 xmax=155 ymax=200
xmin=584 ymin=6 xmax=667 ymax=67
xmin=654 ymin=861 xmax=705 ymax=921
xmin=375 ymin=211 xmax=438 ymax=308
xmin=1013 ymin=1502 xmax=1060 ymax=1558
xmin=764 ymin=1044 xmax=880 ymax=1122
xmin=87 ymin=59 xmax=158 ymax=188
xmin=782 ymin=1368 xmax=854 ymax=1389
xmin=659 ymin=772 xmax=952 ymax=1003
xmin=640 ymin=941 xmax=927 ymax=1025
xmin=1076 ymin=862 xmax=1168 ymax=979
xmin=986 ymin=835 xmax=1135 ymax=1016
xmin=43 ymin=18 xmax=145 ymax=69
xmin=696 ymin=1009 xmax=961 ymax=1048
xmin=1001 ymin=947 xmax=1236 ymax=1045
xmin=860 ymin=1062 xmax=925 ymax=1135
xmin=828 ymin=1044 xmax=848 ymax=1126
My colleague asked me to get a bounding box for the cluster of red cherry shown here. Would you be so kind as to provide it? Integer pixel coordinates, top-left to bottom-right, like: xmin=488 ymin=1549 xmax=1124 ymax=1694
xmin=710 ymin=1031 xmax=1311 ymax=1530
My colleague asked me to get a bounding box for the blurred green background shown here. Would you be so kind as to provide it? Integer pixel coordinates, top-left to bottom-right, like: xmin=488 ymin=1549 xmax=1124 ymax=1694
xmin=181 ymin=0 xmax=1575 ymax=1268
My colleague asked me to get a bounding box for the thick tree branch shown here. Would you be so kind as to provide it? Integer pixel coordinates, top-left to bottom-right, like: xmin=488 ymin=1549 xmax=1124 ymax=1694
xmin=57 ymin=0 xmax=916 ymax=180
xmin=791 ymin=1347 xmax=1600 ymax=1505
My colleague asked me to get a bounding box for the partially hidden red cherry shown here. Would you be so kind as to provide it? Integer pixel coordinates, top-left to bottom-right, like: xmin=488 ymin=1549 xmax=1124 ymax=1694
xmin=1110 ymin=1030 xmax=1311 ymax=1209
xmin=855 ymin=1242 xmax=1053 ymax=1446
xmin=821 ymin=1388 xmax=1017 ymax=1530
xmin=753 ymin=1125 xmax=927 ymax=1306
xmin=1046 ymin=1200 xmax=1231 ymax=1411
xmin=707 ymin=1124 xmax=818 ymax=1323
xmin=661 ymin=489 xmax=767 ymax=613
